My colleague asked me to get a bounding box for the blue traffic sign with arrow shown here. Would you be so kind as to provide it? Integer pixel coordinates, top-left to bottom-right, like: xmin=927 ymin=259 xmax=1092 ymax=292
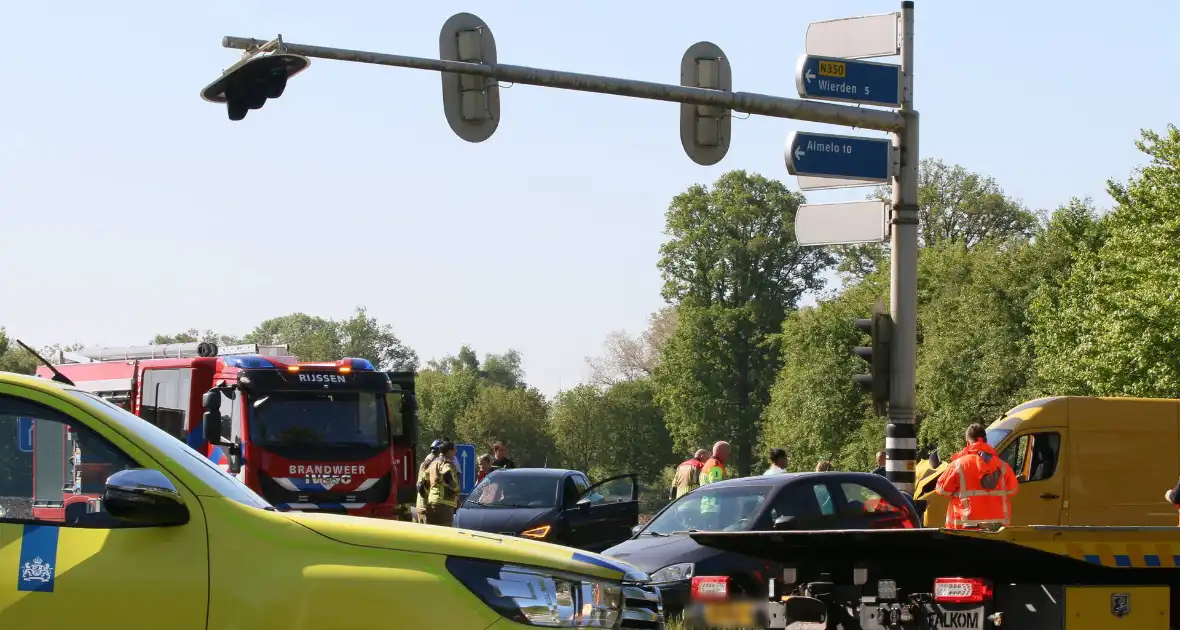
xmin=796 ymin=55 xmax=901 ymax=108
xmin=456 ymin=443 xmax=477 ymax=494
xmin=18 ymin=417 xmax=33 ymax=453
xmin=785 ymin=131 xmax=892 ymax=182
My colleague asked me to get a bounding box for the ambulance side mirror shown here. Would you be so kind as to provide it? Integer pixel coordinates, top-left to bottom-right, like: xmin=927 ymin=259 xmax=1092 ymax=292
xmin=202 ymin=390 xmax=223 ymax=445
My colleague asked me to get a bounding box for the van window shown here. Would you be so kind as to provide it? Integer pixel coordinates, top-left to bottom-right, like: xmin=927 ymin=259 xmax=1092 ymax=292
xmin=1000 ymin=432 xmax=1061 ymax=482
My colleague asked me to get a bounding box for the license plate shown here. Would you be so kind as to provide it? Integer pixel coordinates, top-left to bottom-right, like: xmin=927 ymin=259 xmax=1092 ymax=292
xmin=700 ymin=601 xmax=758 ymax=628
xmin=934 ymin=604 xmax=985 ymax=629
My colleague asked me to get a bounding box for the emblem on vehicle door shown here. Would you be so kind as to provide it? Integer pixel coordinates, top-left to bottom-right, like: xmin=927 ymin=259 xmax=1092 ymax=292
xmin=1111 ymin=593 xmax=1130 ymax=618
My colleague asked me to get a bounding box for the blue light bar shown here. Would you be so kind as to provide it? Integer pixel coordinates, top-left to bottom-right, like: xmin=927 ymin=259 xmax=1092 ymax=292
xmin=222 ymin=355 xmax=277 ymax=369
xmin=345 ymin=358 xmax=376 ymax=371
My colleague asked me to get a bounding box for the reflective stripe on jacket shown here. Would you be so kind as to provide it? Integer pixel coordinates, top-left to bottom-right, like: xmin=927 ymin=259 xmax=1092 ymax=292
xmin=934 ymin=441 xmax=1018 ymax=530
xmin=427 ymin=458 xmax=460 ymax=508
xmin=699 ymin=458 xmax=728 ymax=513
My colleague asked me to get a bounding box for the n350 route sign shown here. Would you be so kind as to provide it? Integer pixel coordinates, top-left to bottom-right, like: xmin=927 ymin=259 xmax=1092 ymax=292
xmin=795 ymin=55 xmax=901 ymax=108
xmin=785 ymin=131 xmax=893 ymax=182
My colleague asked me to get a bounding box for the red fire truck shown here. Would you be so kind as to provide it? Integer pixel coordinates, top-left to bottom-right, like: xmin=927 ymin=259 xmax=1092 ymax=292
xmin=32 ymin=342 xmax=419 ymax=521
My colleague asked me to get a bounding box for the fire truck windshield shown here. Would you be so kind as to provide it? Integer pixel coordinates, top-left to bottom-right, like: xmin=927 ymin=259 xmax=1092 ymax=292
xmin=249 ymin=391 xmax=390 ymax=451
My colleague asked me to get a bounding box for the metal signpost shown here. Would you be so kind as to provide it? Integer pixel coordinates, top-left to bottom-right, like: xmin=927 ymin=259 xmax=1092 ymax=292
xmin=456 ymin=443 xmax=477 ymax=494
xmin=18 ymin=417 xmax=33 ymax=453
xmin=204 ymin=1 xmax=919 ymax=493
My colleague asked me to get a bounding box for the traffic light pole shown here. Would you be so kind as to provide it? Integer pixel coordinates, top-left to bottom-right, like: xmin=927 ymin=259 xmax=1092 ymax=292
xmin=214 ymin=2 xmax=920 ymax=494
xmin=887 ymin=1 xmax=918 ymax=494
xmin=218 ymin=36 xmax=905 ymax=134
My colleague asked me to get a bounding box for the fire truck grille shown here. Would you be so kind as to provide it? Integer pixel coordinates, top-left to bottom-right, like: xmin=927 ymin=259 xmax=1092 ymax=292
xmin=621 ymin=583 xmax=664 ymax=630
xmin=258 ymin=471 xmax=392 ymax=507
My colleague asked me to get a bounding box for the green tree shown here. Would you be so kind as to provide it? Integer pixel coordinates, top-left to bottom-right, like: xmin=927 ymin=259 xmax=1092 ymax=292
xmin=549 ymin=384 xmax=608 ymax=474
xmin=653 ymin=170 xmax=833 ymax=475
xmin=839 ymin=158 xmax=1039 ymax=278
xmin=762 ymin=277 xmax=884 ymax=472
xmin=244 ymin=307 xmax=417 ymax=370
xmin=149 ymin=329 xmax=242 ymax=346
xmin=1029 ymin=124 xmax=1180 ymax=397
xmin=455 ymin=385 xmax=553 ymax=466
xmin=0 ymin=328 xmax=38 ymax=375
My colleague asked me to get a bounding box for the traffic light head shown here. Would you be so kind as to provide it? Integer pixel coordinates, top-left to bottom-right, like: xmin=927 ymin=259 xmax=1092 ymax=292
xmin=201 ymin=52 xmax=310 ymax=121
xmin=851 ymin=304 xmax=892 ymax=416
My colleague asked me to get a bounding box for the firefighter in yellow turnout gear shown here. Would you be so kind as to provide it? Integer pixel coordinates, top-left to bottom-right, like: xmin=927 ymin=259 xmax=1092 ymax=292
xmin=415 ymin=440 xmax=443 ymax=523
xmin=425 ymin=441 xmax=461 ymax=527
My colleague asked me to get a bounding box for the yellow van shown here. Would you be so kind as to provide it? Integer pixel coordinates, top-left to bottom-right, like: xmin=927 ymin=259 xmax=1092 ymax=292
xmin=0 ymin=371 xmax=664 ymax=629
xmin=915 ymin=396 xmax=1180 ymax=527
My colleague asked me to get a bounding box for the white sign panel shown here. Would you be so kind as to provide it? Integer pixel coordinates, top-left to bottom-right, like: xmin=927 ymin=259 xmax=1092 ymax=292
xmin=805 ymin=12 xmax=900 ymax=60
xmin=796 ymin=175 xmax=881 ymax=192
xmin=795 ymin=201 xmax=888 ymax=246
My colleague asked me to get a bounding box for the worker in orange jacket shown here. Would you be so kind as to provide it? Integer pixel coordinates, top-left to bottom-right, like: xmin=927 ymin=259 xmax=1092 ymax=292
xmin=934 ymin=423 xmax=1019 ymax=530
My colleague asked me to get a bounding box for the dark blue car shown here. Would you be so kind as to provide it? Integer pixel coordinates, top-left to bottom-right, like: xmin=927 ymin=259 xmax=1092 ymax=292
xmin=453 ymin=468 xmax=640 ymax=552
xmin=602 ymin=471 xmax=921 ymax=613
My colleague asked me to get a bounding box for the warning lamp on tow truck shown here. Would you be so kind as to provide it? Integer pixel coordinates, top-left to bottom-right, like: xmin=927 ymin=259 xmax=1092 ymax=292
xmin=933 ymin=577 xmax=993 ymax=604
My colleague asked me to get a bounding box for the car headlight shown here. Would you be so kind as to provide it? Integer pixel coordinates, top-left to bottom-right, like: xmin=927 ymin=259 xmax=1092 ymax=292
xmin=447 ymin=557 xmax=623 ymax=627
xmin=649 ymin=562 xmax=694 ymax=584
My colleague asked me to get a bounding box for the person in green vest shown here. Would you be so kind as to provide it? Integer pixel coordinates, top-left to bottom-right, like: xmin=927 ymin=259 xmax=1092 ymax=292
xmin=425 ymin=441 xmax=461 ymax=527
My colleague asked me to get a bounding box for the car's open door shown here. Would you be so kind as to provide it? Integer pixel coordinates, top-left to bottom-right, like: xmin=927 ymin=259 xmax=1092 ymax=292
xmin=562 ymin=473 xmax=639 ymax=552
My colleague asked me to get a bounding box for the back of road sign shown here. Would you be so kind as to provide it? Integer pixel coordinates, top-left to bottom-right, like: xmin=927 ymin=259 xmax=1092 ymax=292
xmin=795 ymin=201 xmax=889 ymax=247
xmin=805 ymin=12 xmax=900 ymax=60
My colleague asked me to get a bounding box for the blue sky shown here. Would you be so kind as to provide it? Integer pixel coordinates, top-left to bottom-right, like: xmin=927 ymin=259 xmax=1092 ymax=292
xmin=2 ymin=1 xmax=1177 ymax=397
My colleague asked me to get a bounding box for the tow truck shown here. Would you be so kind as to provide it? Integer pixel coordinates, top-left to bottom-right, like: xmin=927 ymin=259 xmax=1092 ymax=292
xmin=30 ymin=342 xmax=417 ymax=521
xmin=683 ymin=526 xmax=1180 ymax=629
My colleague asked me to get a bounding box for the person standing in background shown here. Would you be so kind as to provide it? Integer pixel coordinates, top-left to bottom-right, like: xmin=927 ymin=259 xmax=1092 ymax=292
xmin=491 ymin=441 xmax=517 ymax=471
xmin=415 ymin=440 xmax=443 ymax=523
xmin=670 ymin=449 xmax=708 ymax=499
xmin=764 ymin=449 xmax=789 ymax=475
xmin=476 ymin=454 xmax=492 ymax=484
xmin=871 ymin=451 xmax=887 ymax=477
xmin=425 ymin=441 xmax=461 ymax=527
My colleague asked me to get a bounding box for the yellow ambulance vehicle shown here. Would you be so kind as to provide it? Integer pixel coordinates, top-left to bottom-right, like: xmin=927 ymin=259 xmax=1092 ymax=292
xmin=0 ymin=371 xmax=664 ymax=629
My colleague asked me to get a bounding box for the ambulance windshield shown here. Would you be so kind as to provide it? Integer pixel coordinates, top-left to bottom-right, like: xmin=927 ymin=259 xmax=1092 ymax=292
xmin=250 ymin=391 xmax=390 ymax=452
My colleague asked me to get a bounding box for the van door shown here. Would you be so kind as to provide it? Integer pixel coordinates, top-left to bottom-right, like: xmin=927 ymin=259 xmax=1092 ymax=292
xmin=998 ymin=430 xmax=1066 ymax=525
xmin=0 ymin=391 xmax=208 ymax=629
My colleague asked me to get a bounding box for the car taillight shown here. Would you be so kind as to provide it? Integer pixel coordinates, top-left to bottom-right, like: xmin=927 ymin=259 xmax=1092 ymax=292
xmin=933 ymin=577 xmax=993 ymax=603
xmin=691 ymin=576 xmax=730 ymax=601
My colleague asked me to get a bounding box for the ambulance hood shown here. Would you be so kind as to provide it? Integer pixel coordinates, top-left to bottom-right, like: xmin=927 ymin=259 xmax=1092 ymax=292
xmin=282 ymin=510 xmax=642 ymax=582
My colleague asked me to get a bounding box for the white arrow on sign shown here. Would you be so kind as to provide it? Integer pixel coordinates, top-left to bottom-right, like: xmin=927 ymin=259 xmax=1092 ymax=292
xmin=795 ymin=200 xmax=889 ymax=247
xmin=794 ymin=146 xmax=806 ymax=161
xmin=805 ymin=68 xmax=816 ymax=83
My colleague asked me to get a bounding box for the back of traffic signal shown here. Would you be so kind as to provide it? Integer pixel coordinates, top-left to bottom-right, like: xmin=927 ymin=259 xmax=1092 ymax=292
xmin=200 ymin=41 xmax=309 ymax=121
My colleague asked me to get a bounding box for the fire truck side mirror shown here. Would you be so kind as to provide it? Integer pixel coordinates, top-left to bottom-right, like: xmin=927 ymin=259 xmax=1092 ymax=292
xmin=202 ymin=390 xmax=223 ymax=445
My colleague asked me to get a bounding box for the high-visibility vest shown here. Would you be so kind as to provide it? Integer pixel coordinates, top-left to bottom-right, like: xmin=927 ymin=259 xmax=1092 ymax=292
xmin=934 ymin=442 xmax=1018 ymax=530
xmin=699 ymin=458 xmax=728 ymax=513
xmin=427 ymin=458 xmax=460 ymax=508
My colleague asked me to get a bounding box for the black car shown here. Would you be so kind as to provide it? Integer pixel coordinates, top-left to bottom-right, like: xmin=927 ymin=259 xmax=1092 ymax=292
xmin=452 ymin=468 xmax=640 ymax=552
xmin=602 ymin=471 xmax=921 ymax=612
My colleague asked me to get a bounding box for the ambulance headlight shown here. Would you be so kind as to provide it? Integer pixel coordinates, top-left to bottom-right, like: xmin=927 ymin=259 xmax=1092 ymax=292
xmin=447 ymin=557 xmax=623 ymax=627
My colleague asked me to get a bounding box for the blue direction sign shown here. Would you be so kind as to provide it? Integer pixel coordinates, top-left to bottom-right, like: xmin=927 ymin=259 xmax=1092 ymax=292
xmin=795 ymin=55 xmax=901 ymax=108
xmin=18 ymin=417 xmax=34 ymax=453
xmin=785 ymin=132 xmax=892 ymax=182
xmin=456 ymin=443 xmax=477 ymax=494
